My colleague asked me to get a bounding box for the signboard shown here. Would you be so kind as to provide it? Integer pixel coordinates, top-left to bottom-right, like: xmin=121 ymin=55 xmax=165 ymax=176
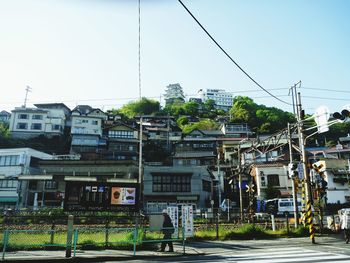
xmin=167 ymin=206 xmax=179 ymax=237
xmin=64 ymin=182 xmax=139 ymax=211
xmin=298 ymin=163 xmax=304 ymax=180
xmin=182 ymin=205 xmax=194 ymax=237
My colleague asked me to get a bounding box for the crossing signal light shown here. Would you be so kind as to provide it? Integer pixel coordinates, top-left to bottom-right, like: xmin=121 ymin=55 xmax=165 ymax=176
xmin=288 ymin=162 xmax=298 ymax=178
xmin=333 ymin=109 xmax=350 ymax=121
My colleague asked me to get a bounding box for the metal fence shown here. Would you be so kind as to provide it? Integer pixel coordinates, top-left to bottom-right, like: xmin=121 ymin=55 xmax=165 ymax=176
xmin=0 ymin=224 xmax=186 ymax=260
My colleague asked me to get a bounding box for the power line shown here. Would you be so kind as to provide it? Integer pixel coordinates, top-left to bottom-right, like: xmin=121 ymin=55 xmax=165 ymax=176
xmin=301 ymin=86 xmax=350 ymax=93
xmin=177 ymin=0 xmax=292 ymax=106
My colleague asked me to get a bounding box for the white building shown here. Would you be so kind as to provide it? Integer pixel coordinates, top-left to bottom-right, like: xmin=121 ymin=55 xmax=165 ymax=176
xmin=164 ymin=83 xmax=185 ymax=105
xmin=70 ymin=105 xmax=107 ymax=153
xmin=252 ymin=163 xmax=293 ymax=200
xmin=313 ymin=159 xmax=350 ymax=204
xmin=200 ymin=89 xmax=234 ymax=111
xmin=0 ymin=148 xmax=52 ymax=210
xmin=9 ymin=103 xmax=69 ymax=139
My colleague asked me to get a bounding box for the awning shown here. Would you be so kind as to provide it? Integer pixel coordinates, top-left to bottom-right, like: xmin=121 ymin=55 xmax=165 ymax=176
xmin=18 ymin=175 xmax=53 ymax=180
xmin=107 ymin=178 xmax=138 ymax=183
xmin=0 ymin=197 xmax=18 ymax=203
xmin=64 ymin=176 xmax=97 ymax=182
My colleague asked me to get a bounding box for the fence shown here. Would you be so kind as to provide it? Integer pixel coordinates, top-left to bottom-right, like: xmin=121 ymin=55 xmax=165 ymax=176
xmin=0 ymin=223 xmax=186 ymax=260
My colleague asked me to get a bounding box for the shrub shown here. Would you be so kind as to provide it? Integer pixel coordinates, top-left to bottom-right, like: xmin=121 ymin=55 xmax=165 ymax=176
xmin=224 ymin=224 xmax=272 ymax=240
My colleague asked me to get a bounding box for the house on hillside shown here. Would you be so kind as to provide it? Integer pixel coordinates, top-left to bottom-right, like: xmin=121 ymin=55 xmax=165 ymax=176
xmin=9 ymin=104 xmax=69 ymax=139
xmin=70 ymin=105 xmax=107 ymax=159
xmin=103 ymin=122 xmax=146 ymax=161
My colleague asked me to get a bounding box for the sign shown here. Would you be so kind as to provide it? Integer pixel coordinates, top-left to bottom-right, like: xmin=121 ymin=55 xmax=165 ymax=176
xmin=182 ymin=205 xmax=194 ymax=237
xmin=298 ymin=163 xmax=304 ymax=180
xmin=64 ymin=182 xmax=139 ymax=211
xmin=167 ymin=206 xmax=179 ymax=237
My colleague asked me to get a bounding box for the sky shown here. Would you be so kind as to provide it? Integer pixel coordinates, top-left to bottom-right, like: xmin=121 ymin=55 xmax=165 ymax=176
xmin=1 ymin=0 xmax=350 ymax=115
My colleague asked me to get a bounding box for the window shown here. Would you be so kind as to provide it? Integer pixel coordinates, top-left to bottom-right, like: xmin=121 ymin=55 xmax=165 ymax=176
xmin=92 ymin=120 xmax=98 ymax=125
xmin=152 ymin=174 xmax=191 ymax=192
xmin=52 ymin=124 xmax=61 ymax=131
xmin=82 ymin=119 xmax=88 ymax=123
xmin=32 ymin=114 xmax=43 ymax=120
xmin=17 ymin=123 xmax=28 ymax=129
xmin=267 ymin=174 xmax=280 ymax=187
xmin=0 ymin=155 xmax=20 ymax=166
xmin=45 ymin=181 xmax=58 ymax=190
xmin=202 ymin=180 xmax=211 ymax=192
xmin=109 ymin=130 xmax=134 ymax=139
xmin=0 ymin=180 xmax=18 ymax=188
xmin=31 ymin=123 xmax=42 ymax=130
xmin=18 ymin=114 xmax=28 ymax=119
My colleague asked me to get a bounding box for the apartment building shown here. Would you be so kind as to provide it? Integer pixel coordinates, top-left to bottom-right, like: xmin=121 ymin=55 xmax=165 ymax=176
xmin=9 ymin=104 xmax=69 ymax=139
xmin=0 ymin=148 xmax=52 ymax=210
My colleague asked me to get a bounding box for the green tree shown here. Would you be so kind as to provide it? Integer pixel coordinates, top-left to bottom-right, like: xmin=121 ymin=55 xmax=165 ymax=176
xmin=263 ymin=183 xmax=280 ymax=200
xmin=181 ymin=119 xmax=218 ymax=134
xmin=0 ymin=122 xmax=10 ymax=139
xmin=117 ymin=97 xmax=160 ymax=118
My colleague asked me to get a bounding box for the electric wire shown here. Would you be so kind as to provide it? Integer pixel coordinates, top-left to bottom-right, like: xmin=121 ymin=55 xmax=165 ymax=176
xmin=177 ymin=0 xmax=292 ymax=106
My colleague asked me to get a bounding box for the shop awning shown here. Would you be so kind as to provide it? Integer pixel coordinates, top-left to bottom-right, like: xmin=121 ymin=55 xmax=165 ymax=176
xmin=0 ymin=197 xmax=18 ymax=203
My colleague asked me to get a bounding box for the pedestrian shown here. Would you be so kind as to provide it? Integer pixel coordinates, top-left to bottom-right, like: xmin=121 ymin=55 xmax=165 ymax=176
xmin=339 ymin=209 xmax=350 ymax=243
xmin=160 ymin=209 xmax=174 ymax=252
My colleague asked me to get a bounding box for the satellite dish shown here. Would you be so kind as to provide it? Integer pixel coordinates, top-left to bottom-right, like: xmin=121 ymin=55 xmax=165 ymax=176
xmin=314 ymin=105 xmax=330 ymax=134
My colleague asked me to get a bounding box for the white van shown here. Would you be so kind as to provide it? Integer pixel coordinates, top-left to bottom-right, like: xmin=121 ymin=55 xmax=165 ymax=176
xmin=265 ymin=198 xmax=302 ymax=216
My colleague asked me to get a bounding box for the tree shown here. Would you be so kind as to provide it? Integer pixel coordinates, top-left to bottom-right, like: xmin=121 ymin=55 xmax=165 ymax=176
xmin=117 ymin=97 xmax=160 ymax=118
xmin=0 ymin=123 xmax=10 ymax=139
xmin=263 ymin=183 xmax=280 ymax=200
xmin=181 ymin=119 xmax=218 ymax=134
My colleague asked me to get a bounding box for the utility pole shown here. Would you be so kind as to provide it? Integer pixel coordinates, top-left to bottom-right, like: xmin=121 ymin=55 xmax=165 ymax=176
xmin=288 ymin=122 xmax=299 ymax=228
xmin=238 ymin=145 xmax=243 ymax=221
xmin=295 ymin=88 xmax=315 ymax=244
xmin=23 ymin=86 xmax=32 ymax=108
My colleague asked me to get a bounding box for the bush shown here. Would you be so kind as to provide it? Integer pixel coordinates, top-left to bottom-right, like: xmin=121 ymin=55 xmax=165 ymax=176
xmin=79 ymin=240 xmax=103 ymax=250
xmin=224 ymin=224 xmax=272 ymax=240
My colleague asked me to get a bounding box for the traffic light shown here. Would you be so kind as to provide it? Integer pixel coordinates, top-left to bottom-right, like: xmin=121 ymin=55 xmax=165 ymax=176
xmin=288 ymin=162 xmax=298 ymax=178
xmin=333 ymin=109 xmax=350 ymax=121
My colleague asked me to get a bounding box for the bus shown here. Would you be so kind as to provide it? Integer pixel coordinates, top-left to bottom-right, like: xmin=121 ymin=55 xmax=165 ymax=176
xmin=265 ymin=198 xmax=302 ymax=216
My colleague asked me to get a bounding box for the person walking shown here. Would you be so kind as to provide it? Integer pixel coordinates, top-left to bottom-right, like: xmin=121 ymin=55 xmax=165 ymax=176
xmin=340 ymin=209 xmax=350 ymax=243
xmin=160 ymin=209 xmax=174 ymax=252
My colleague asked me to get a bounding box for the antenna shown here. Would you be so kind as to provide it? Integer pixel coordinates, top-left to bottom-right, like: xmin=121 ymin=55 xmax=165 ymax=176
xmin=23 ymin=86 xmax=32 ymax=108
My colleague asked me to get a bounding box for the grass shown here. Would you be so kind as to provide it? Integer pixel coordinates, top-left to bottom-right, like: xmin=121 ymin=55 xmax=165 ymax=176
xmin=0 ymin=224 xmax=310 ymax=251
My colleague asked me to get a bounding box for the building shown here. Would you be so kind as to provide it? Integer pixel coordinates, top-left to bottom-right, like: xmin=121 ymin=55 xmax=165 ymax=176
xmin=0 ymin=110 xmax=11 ymax=123
xmin=164 ymin=83 xmax=185 ymax=105
xmin=70 ymin=105 xmax=108 ymax=158
xmin=0 ymin=148 xmax=52 ymax=210
xmin=9 ymin=104 xmax=69 ymax=139
xmin=172 ymin=129 xmax=221 ymax=167
xmin=103 ymin=121 xmax=146 ymax=161
xmin=17 ymin=158 xmax=138 ymax=209
xmin=313 ymin=159 xmax=350 ymax=204
xmin=200 ymin=89 xmax=234 ymax=111
xmin=251 ymin=163 xmax=292 ymax=201
xmin=143 ymin=165 xmax=213 ymax=212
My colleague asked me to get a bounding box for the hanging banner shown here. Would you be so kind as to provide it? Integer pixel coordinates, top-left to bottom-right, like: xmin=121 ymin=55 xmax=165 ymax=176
xmin=182 ymin=205 xmax=194 ymax=237
xmin=167 ymin=206 xmax=179 ymax=237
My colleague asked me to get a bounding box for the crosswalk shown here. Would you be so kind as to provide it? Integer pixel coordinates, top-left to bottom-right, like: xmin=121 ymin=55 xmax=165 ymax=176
xmin=196 ymin=246 xmax=350 ymax=263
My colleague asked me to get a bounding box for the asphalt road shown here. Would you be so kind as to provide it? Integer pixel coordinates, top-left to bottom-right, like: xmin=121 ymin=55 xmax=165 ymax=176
xmin=113 ymin=235 xmax=350 ymax=263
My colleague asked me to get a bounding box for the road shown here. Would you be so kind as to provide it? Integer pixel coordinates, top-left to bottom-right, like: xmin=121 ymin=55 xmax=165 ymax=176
xmin=116 ymin=235 xmax=350 ymax=263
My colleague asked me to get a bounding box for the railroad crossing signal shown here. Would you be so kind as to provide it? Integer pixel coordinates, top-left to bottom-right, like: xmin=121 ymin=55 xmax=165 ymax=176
xmin=246 ymin=183 xmax=255 ymax=193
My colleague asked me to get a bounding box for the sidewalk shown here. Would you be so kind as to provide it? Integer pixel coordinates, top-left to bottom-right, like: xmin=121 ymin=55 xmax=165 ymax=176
xmin=2 ymin=244 xmax=204 ymax=262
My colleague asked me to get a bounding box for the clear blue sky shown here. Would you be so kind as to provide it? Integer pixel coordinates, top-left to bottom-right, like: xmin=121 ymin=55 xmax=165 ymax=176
xmin=1 ymin=0 xmax=349 ymax=115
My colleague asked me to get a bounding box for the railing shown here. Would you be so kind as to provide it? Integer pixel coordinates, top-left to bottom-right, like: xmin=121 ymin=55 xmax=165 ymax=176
xmin=0 ymin=225 xmax=186 ymax=260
